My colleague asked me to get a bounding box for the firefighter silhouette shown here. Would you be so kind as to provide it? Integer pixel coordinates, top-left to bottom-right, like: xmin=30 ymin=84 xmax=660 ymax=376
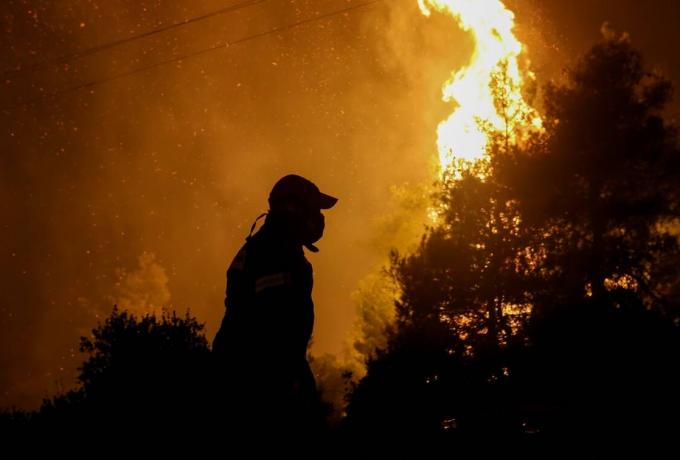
xmin=212 ymin=174 xmax=337 ymax=437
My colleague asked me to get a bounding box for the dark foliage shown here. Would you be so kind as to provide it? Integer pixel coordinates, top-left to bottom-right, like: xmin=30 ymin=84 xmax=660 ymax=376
xmin=4 ymin=307 xmax=213 ymax=442
xmin=344 ymin=36 xmax=680 ymax=447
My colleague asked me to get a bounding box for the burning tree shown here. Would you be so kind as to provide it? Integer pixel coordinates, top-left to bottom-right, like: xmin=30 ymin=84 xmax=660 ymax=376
xmin=345 ymin=34 xmax=680 ymax=442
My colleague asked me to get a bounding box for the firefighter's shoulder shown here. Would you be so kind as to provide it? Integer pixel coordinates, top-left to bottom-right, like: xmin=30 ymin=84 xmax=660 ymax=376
xmin=228 ymin=232 xmax=271 ymax=274
xmin=227 ymin=242 xmax=249 ymax=272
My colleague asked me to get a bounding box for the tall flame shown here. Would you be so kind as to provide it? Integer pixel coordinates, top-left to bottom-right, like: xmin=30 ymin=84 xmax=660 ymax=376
xmin=418 ymin=0 xmax=542 ymax=172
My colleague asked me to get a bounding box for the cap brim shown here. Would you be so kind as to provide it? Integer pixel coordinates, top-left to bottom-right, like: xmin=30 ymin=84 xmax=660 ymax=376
xmin=318 ymin=192 xmax=338 ymax=209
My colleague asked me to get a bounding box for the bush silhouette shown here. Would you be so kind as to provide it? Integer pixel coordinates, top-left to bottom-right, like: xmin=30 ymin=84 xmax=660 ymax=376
xmin=22 ymin=307 xmax=213 ymax=439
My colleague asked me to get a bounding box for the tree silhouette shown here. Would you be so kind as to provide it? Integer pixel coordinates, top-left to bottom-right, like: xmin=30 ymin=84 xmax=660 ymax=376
xmin=345 ymin=35 xmax=680 ymax=444
xmin=493 ymin=34 xmax=680 ymax=442
xmin=14 ymin=306 xmax=213 ymax=441
xmin=495 ymin=36 xmax=680 ymax=308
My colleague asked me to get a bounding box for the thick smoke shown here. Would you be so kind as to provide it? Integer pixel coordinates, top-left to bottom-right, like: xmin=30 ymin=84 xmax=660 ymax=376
xmin=110 ymin=251 xmax=172 ymax=316
xmin=0 ymin=0 xmax=462 ymax=409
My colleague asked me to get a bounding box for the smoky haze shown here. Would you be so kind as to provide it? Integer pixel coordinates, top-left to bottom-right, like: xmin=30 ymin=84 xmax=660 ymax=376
xmin=0 ymin=0 xmax=465 ymax=408
xmin=2 ymin=0 xmax=679 ymax=409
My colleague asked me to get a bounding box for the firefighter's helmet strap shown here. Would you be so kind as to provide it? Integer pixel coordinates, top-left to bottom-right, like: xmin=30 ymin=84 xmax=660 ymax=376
xmin=304 ymin=243 xmax=319 ymax=253
xmin=246 ymin=212 xmax=268 ymax=241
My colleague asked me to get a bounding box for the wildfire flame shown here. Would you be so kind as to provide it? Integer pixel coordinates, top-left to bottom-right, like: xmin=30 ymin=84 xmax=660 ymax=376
xmin=418 ymin=0 xmax=542 ymax=173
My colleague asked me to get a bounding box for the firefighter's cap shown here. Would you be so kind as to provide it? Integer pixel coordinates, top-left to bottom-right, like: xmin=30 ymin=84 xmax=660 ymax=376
xmin=268 ymin=174 xmax=338 ymax=211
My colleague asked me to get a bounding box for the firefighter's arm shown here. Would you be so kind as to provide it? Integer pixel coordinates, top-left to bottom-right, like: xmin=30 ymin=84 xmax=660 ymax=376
xmin=252 ymin=263 xmax=313 ymax=368
xmin=212 ymin=244 xmax=250 ymax=354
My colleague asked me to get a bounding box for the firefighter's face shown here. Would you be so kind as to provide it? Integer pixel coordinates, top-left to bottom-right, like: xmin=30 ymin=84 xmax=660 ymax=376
xmin=277 ymin=201 xmax=325 ymax=244
xmin=302 ymin=209 xmax=325 ymax=245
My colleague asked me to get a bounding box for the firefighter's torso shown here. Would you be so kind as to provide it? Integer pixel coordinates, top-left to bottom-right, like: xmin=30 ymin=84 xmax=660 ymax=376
xmin=215 ymin=222 xmax=314 ymax=373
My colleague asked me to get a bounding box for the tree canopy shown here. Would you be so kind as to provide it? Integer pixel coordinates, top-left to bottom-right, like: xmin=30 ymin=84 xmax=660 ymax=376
xmin=345 ymin=35 xmax=680 ymax=444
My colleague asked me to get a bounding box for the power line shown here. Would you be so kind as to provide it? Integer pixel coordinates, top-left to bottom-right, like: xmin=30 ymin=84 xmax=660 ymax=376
xmin=1 ymin=0 xmax=268 ymax=77
xmin=3 ymin=0 xmax=383 ymax=112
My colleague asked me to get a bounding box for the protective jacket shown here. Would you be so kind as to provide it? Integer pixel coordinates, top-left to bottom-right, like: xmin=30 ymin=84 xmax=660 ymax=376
xmin=212 ymin=213 xmax=317 ymax=410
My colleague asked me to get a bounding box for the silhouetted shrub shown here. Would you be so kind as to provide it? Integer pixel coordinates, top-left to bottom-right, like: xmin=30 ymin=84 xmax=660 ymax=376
xmin=24 ymin=307 xmax=213 ymax=440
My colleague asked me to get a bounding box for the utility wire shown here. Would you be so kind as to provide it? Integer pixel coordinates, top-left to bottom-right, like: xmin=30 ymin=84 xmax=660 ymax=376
xmin=1 ymin=0 xmax=268 ymax=77
xmin=2 ymin=0 xmax=383 ymax=112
